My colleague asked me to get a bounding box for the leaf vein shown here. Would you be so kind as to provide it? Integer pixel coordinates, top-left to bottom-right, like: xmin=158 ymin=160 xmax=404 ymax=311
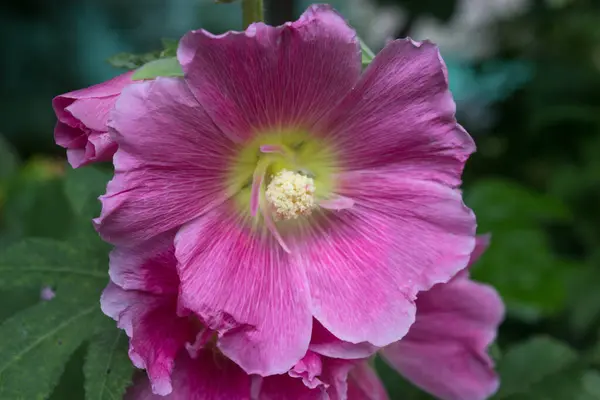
xmin=96 ymin=331 xmax=123 ymax=400
xmin=0 ymin=305 xmax=97 ymax=375
xmin=0 ymin=267 xmax=106 ymax=279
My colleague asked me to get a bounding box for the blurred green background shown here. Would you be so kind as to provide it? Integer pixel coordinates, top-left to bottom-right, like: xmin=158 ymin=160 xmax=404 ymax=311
xmin=1 ymin=0 xmax=600 ymax=398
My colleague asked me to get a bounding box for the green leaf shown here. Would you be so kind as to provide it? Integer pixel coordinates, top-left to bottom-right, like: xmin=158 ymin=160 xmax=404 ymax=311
xmin=466 ymin=179 xmax=570 ymax=231
xmin=567 ymin=265 xmax=600 ymax=337
xmin=64 ymin=166 xmax=111 ymax=216
xmin=501 ymin=368 xmax=591 ymax=400
xmin=359 ymin=38 xmax=375 ymax=67
xmin=472 ymin=229 xmax=573 ymax=320
xmin=107 ymin=51 xmax=162 ymax=70
xmin=0 ymin=239 xmax=107 ymax=291
xmin=160 ymin=38 xmax=179 ymax=58
xmin=0 ymin=286 xmax=40 ymax=324
xmin=132 ymin=57 xmax=184 ymax=80
xmin=0 ymin=288 xmax=101 ymax=400
xmin=62 ymin=164 xmax=112 ymax=260
xmin=496 ymin=336 xmax=578 ymax=398
xmin=85 ymin=329 xmax=134 ymax=400
xmin=2 ymin=158 xmax=75 ymax=241
xmin=580 ymin=370 xmax=600 ymax=399
xmin=466 ymin=179 xmax=576 ymax=319
xmin=49 ymin=344 xmax=86 ymax=400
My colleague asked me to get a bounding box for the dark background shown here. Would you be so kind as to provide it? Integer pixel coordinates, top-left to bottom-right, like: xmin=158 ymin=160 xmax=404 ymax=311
xmin=1 ymin=0 xmax=600 ymax=398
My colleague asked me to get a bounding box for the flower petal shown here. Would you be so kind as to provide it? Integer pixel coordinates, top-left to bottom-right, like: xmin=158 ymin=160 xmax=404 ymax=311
xmin=95 ymin=77 xmax=234 ymax=245
xmin=52 ymin=72 xmax=133 ymax=130
xmin=310 ymin=321 xmax=378 ymax=360
xmin=317 ymin=39 xmax=474 ymax=187
xmin=469 ymin=234 xmax=491 ymax=267
xmin=52 ymin=72 xmax=132 ymax=167
xmin=259 ymin=374 xmax=326 ymax=400
xmin=380 ymin=274 xmax=504 ymax=400
xmin=347 ymin=361 xmax=389 ymax=400
xmin=108 ymin=233 xmax=179 ymax=295
xmin=289 ymin=351 xmax=325 ymax=389
xmin=175 ymin=205 xmax=313 ymax=376
xmin=453 ymin=234 xmax=491 ymax=281
xmin=321 ymin=358 xmax=356 ymax=400
xmin=258 ymin=357 xmax=354 ymax=400
xmin=101 ymin=282 xmax=195 ymax=395
xmin=298 ymin=170 xmax=475 ymax=347
xmin=178 ymin=5 xmax=360 ymax=140
xmin=125 ymin=352 xmax=252 ymax=400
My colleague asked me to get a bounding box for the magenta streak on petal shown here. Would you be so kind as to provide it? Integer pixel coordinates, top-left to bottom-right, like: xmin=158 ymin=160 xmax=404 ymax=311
xmin=319 ymin=195 xmax=355 ymax=211
xmin=250 ymin=156 xmax=291 ymax=253
xmin=250 ymin=160 xmax=269 ymax=217
xmin=260 ymin=144 xmax=285 ymax=154
xmin=262 ymin=202 xmax=291 ymax=254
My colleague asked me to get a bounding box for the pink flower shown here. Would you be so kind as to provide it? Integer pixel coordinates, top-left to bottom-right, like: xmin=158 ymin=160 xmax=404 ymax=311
xmin=52 ymin=71 xmax=133 ymax=167
xmin=332 ymin=236 xmax=504 ymax=400
xmin=124 ymin=351 xmax=360 ymax=400
xmin=96 ymin=5 xmax=476 ymax=377
xmin=103 ymin=235 xmax=368 ymax=399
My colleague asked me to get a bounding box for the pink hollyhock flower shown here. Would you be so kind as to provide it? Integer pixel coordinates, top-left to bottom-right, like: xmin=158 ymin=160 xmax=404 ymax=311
xmin=96 ymin=4 xmax=476 ymax=377
xmin=329 ymin=236 xmax=504 ymax=400
xmin=125 ymin=351 xmax=361 ymax=400
xmin=103 ymin=236 xmax=369 ymax=399
xmin=52 ymin=71 xmax=133 ymax=167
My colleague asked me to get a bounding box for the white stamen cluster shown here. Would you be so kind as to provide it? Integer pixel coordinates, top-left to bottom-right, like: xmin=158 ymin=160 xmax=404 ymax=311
xmin=265 ymin=169 xmax=316 ymax=220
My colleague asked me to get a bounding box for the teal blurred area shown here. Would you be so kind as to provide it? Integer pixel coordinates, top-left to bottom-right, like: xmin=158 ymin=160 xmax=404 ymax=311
xmin=1 ymin=0 xmax=600 ymax=399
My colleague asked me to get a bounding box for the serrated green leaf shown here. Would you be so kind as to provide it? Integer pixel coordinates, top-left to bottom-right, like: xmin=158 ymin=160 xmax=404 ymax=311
xmin=64 ymin=166 xmax=111 ymax=216
xmin=107 ymin=51 xmax=161 ymax=70
xmin=85 ymin=329 xmax=134 ymax=400
xmin=496 ymin=336 xmax=579 ymax=398
xmin=0 ymin=286 xmax=40 ymax=324
xmin=0 ymin=239 xmax=107 ymax=290
xmin=0 ymin=289 xmax=101 ymax=400
xmin=359 ymin=38 xmax=375 ymax=67
xmin=132 ymin=57 xmax=184 ymax=81
xmin=160 ymin=38 xmax=179 ymax=58
xmin=49 ymin=344 xmax=86 ymax=400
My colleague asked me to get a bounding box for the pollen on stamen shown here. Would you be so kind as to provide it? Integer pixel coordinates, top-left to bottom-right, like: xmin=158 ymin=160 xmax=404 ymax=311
xmin=265 ymin=169 xmax=316 ymax=221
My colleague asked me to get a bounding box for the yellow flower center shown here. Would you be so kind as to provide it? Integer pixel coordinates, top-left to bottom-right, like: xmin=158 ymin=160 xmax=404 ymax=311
xmin=265 ymin=169 xmax=316 ymax=221
xmin=227 ymin=129 xmax=354 ymax=252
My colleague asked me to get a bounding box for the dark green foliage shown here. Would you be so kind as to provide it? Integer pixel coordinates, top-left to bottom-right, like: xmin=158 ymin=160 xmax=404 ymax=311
xmin=108 ymin=38 xmax=181 ymax=71
xmin=84 ymin=328 xmax=134 ymax=400
xmin=0 ymin=163 xmax=132 ymax=400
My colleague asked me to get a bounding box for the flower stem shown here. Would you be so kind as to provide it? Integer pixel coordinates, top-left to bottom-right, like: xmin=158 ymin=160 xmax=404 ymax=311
xmin=242 ymin=0 xmax=264 ymax=28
